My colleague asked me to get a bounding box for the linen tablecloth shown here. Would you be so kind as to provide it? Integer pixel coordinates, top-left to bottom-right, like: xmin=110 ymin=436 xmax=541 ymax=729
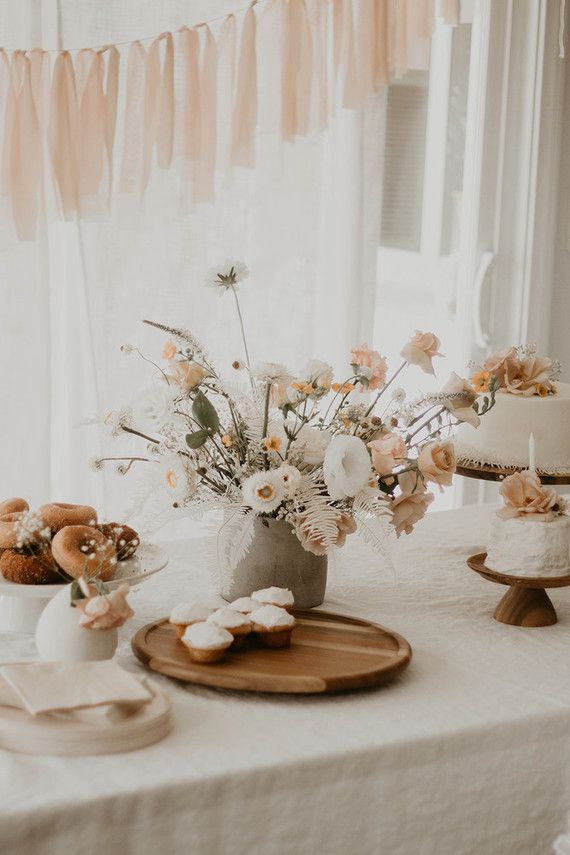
xmin=1 ymin=504 xmax=570 ymax=855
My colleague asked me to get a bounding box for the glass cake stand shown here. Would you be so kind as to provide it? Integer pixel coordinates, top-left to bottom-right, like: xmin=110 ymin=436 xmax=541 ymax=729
xmin=458 ymin=462 xmax=570 ymax=626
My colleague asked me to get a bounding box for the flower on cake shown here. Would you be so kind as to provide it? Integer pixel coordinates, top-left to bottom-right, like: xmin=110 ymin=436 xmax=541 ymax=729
xmin=418 ymin=440 xmax=457 ymax=489
xmin=497 ymin=470 xmax=564 ymax=520
xmin=400 ymin=331 xmax=443 ymax=375
xmin=475 ymin=345 xmax=559 ymax=397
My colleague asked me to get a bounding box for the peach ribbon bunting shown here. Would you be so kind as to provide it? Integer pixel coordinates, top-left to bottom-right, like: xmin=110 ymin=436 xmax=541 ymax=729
xmin=0 ymin=0 xmax=444 ymax=237
xmin=230 ymin=3 xmax=257 ymax=167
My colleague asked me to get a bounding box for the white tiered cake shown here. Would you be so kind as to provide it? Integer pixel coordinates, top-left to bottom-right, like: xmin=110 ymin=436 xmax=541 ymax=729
xmin=456 ymin=381 xmax=570 ymax=473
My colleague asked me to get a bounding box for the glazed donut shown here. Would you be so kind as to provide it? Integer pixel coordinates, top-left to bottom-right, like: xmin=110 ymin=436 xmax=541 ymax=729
xmin=51 ymin=525 xmax=116 ymax=581
xmin=0 ymin=497 xmax=28 ymax=517
xmin=0 ymin=548 xmax=62 ymax=585
xmin=39 ymin=503 xmax=97 ymax=533
xmin=98 ymin=523 xmax=140 ymax=561
xmin=0 ymin=512 xmax=25 ymax=549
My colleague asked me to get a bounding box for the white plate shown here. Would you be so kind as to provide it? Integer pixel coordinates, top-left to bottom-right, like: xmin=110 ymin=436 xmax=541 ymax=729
xmin=0 ymin=682 xmax=172 ymax=755
xmin=0 ymin=543 xmax=169 ymax=633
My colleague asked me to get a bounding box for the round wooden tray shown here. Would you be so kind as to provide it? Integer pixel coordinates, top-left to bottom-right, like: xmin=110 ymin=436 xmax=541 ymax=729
xmin=132 ymin=609 xmax=412 ymax=694
xmin=457 ymin=461 xmax=570 ymax=485
xmin=467 ymin=552 xmax=570 ymax=627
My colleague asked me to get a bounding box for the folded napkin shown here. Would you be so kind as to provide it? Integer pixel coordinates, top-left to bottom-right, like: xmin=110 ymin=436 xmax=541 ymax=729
xmin=0 ymin=661 xmax=152 ymax=717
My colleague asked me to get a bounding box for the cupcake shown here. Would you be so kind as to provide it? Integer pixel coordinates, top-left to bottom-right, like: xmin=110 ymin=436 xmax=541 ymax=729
xmin=169 ymin=601 xmax=214 ymax=638
xmin=181 ymin=622 xmax=233 ymax=663
xmin=207 ymin=607 xmax=252 ymax=648
xmin=251 ymin=586 xmax=295 ymax=612
xmin=250 ymin=605 xmax=296 ymax=648
xmin=229 ymin=596 xmax=258 ymax=614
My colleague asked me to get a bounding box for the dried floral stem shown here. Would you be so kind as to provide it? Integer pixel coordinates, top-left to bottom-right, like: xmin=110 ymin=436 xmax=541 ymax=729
xmin=121 ymin=425 xmax=161 ymax=445
xmin=364 ymin=360 xmax=407 ymax=417
xmin=230 ymin=284 xmax=252 ymax=372
xmin=406 ymin=406 xmax=445 ymax=442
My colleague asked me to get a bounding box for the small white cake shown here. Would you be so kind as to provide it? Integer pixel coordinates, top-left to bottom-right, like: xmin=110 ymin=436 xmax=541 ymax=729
xmin=486 ymin=514 xmax=570 ymax=578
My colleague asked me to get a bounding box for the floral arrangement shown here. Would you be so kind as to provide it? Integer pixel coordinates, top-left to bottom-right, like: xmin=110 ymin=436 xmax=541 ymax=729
xmin=497 ymin=471 xmax=566 ymax=522
xmin=471 ymin=345 xmax=560 ymax=397
xmin=71 ymin=577 xmax=134 ymax=630
xmin=98 ymin=260 xmax=494 ymax=567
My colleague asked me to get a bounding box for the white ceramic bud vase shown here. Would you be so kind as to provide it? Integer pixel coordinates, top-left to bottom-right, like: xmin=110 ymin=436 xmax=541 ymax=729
xmin=35 ymin=585 xmax=118 ymax=662
xmin=218 ymin=517 xmax=327 ymax=608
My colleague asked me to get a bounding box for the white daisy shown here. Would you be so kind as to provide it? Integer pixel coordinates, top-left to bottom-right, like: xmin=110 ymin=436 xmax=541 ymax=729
xmin=323 ymin=434 xmax=372 ymax=499
xmin=242 ymin=471 xmax=285 ymax=514
xmin=158 ymin=454 xmax=198 ymax=503
xmin=205 ymin=259 xmax=249 ymax=290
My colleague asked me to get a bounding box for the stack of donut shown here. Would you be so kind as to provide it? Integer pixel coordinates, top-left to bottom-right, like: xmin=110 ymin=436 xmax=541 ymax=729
xmin=0 ymin=498 xmax=140 ymax=586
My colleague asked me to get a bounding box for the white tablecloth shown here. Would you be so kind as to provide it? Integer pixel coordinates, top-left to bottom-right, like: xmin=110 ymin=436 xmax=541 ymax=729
xmin=1 ymin=504 xmax=570 ymax=855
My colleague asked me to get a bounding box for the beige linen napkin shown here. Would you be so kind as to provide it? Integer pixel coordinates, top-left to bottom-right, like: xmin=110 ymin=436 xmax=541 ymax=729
xmin=0 ymin=661 xmax=152 ymax=717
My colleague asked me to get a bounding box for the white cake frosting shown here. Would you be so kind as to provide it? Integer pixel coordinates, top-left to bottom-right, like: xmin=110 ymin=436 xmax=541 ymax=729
xmin=182 ymin=622 xmax=233 ymax=649
xmin=455 ymin=381 xmax=570 ymax=473
xmin=252 ymin=587 xmax=294 ymax=608
xmin=229 ymin=597 xmax=258 ymax=613
xmin=169 ymin=602 xmax=213 ymax=625
xmin=486 ymin=514 xmax=570 ymax=577
xmin=250 ymin=605 xmax=295 ymax=628
xmin=207 ymin=608 xmax=251 ymax=629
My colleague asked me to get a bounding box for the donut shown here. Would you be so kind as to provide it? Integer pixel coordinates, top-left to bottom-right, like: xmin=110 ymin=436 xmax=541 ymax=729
xmin=51 ymin=525 xmax=116 ymax=581
xmin=39 ymin=503 xmax=97 ymax=533
xmin=98 ymin=523 xmax=140 ymax=561
xmin=0 ymin=512 xmax=25 ymax=549
xmin=0 ymin=497 xmax=28 ymax=517
xmin=0 ymin=548 xmax=62 ymax=585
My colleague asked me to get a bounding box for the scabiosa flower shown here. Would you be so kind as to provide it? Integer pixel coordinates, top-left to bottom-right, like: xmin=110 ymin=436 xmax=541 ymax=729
xmin=90 ymin=457 xmax=105 ymax=472
xmin=242 ymin=471 xmax=285 ymax=513
xmin=120 ymin=344 xmax=134 ymax=355
xmin=250 ymin=362 xmax=291 ymax=383
xmin=205 ymin=259 xmax=249 ymax=290
xmin=103 ymin=407 xmax=132 ymax=438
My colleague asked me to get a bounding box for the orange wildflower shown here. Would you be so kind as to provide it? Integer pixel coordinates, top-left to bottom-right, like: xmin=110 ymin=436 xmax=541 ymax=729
xmin=291 ymin=381 xmax=314 ymax=395
xmin=471 ymin=370 xmax=491 ymax=392
xmin=262 ymin=435 xmax=282 ymax=453
xmin=163 ymin=340 xmax=177 ymax=361
xmin=221 ymin=434 xmax=234 ymax=448
xmin=331 ymin=382 xmax=355 ymax=394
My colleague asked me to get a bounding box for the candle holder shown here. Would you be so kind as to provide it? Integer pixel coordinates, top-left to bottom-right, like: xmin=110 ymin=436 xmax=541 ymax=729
xmin=458 ymin=461 xmax=570 ymax=626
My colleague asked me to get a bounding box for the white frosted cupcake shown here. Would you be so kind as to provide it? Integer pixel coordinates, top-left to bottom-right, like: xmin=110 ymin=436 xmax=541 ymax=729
xmin=229 ymin=596 xmax=258 ymax=614
xmin=169 ymin=602 xmax=214 ymax=638
xmin=182 ymin=622 xmax=233 ymax=663
xmin=250 ymin=605 xmax=296 ymax=648
xmin=207 ymin=607 xmax=252 ymax=648
xmin=251 ymin=586 xmax=295 ymax=612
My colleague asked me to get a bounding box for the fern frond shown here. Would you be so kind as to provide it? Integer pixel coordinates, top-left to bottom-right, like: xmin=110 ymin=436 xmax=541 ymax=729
xmin=217 ymin=506 xmax=257 ymax=570
xmin=291 ymin=474 xmax=341 ymax=549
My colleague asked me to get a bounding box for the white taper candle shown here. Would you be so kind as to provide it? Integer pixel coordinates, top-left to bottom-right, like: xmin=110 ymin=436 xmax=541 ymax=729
xmin=528 ymin=432 xmax=536 ymax=472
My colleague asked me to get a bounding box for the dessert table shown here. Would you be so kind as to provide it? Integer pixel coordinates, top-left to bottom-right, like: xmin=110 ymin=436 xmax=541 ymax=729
xmin=2 ymin=504 xmax=570 ymax=855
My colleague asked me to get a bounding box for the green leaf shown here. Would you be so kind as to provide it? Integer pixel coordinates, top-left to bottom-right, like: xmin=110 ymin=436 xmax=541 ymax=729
xmin=69 ymin=579 xmax=84 ymax=606
xmin=192 ymin=391 xmax=220 ymax=433
xmin=186 ymin=429 xmax=209 ymax=449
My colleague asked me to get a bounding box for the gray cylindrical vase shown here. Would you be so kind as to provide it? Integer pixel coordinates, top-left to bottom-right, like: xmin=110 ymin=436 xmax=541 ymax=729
xmin=218 ymin=517 xmax=327 ymax=609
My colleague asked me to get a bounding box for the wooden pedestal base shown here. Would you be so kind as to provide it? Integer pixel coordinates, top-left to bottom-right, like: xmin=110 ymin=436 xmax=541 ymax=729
xmin=493 ymin=585 xmax=557 ymax=627
xmin=467 ymin=553 xmax=570 ymax=628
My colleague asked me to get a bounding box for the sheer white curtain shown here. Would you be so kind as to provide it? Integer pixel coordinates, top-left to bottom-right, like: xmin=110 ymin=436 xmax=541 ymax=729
xmin=0 ymin=0 xmax=384 ymax=525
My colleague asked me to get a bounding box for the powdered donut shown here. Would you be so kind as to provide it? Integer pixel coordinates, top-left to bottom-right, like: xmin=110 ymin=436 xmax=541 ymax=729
xmin=0 ymin=548 xmax=62 ymax=585
xmin=0 ymin=512 xmax=24 ymax=549
xmin=0 ymin=497 xmax=29 ymax=517
xmin=39 ymin=503 xmax=97 ymax=533
xmin=51 ymin=525 xmax=117 ymax=581
xmin=98 ymin=523 xmax=140 ymax=561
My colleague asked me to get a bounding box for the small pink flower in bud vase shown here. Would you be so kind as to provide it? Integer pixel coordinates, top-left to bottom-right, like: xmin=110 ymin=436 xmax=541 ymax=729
xmin=75 ymin=580 xmax=134 ymax=630
xmin=401 ymin=331 xmax=443 ymax=375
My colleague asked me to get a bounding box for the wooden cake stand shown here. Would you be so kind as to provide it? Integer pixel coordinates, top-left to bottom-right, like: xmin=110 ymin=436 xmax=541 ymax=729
xmin=467 ymin=552 xmax=570 ymax=627
xmin=458 ymin=462 xmax=570 ymax=627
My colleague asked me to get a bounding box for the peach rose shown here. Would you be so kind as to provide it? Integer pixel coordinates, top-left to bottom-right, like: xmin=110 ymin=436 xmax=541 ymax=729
xmin=417 ymin=440 xmax=456 ymax=488
xmin=367 ymin=433 xmax=407 ymax=476
xmin=75 ymin=583 xmax=134 ymax=630
xmin=482 ymin=347 xmax=518 ymax=384
xmin=296 ymin=513 xmax=358 ymax=555
xmin=498 ymin=470 xmax=561 ymax=520
xmin=351 ymin=344 xmax=388 ymax=391
xmin=441 ymin=372 xmax=480 ymax=427
xmin=391 ymin=490 xmax=434 ymax=537
xmin=503 ymin=355 xmax=555 ymax=396
xmin=401 ymin=331 xmax=443 ymax=375
xmin=169 ymin=361 xmax=208 ymax=391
